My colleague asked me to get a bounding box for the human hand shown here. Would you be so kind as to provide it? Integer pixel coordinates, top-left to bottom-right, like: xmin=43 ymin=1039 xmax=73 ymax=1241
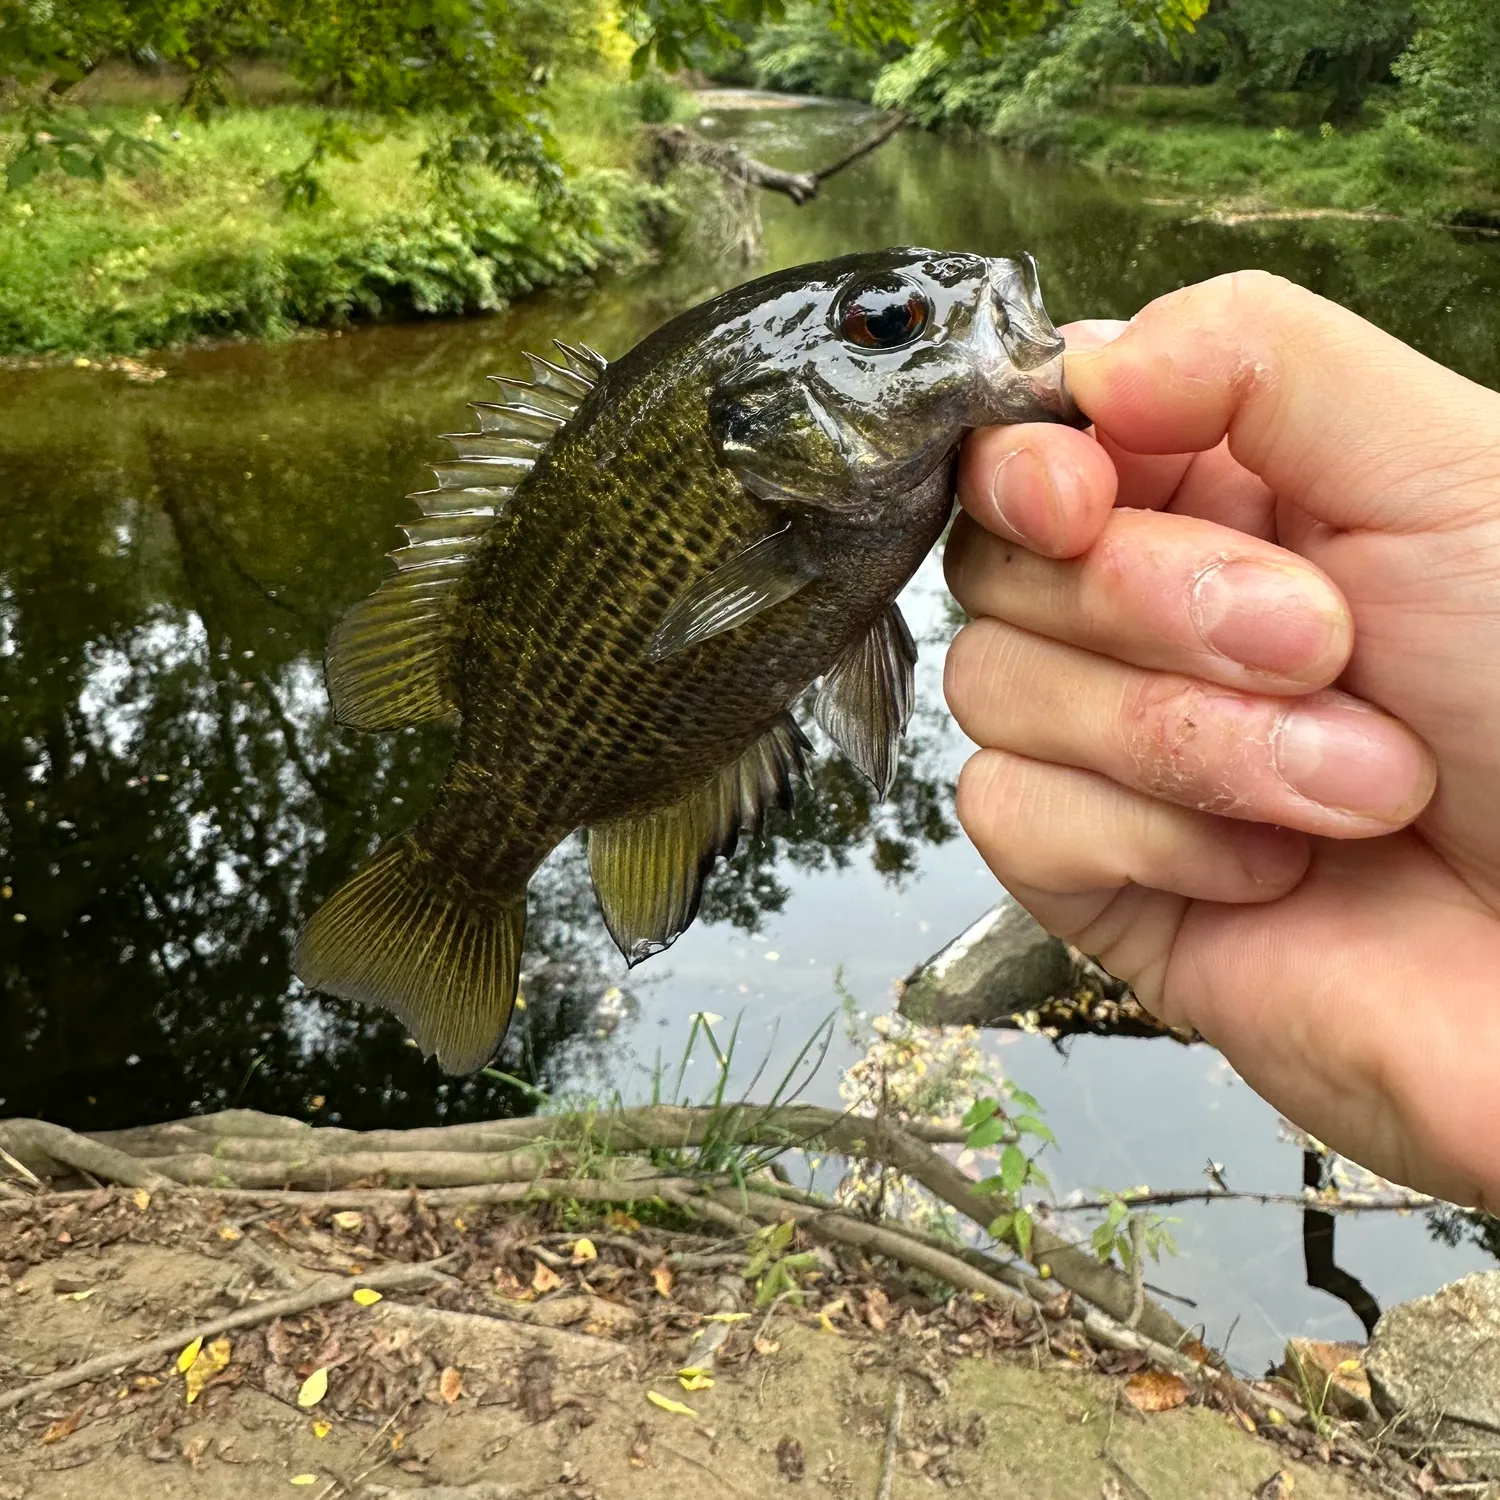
xmin=944 ymin=270 xmax=1500 ymax=1205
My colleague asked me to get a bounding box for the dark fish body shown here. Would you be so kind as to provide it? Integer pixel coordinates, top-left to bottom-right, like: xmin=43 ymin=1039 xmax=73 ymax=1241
xmin=295 ymin=248 xmax=1079 ymax=1073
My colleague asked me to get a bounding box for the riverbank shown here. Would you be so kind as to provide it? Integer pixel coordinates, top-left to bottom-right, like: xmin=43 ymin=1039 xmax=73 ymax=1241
xmin=987 ymin=90 xmax=1500 ymax=229
xmin=0 ymin=79 xmax=688 ymax=360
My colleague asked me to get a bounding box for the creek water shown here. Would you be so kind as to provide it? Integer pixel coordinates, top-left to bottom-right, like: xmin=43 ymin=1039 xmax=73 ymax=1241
xmin=3 ymin=95 xmax=1499 ymax=1369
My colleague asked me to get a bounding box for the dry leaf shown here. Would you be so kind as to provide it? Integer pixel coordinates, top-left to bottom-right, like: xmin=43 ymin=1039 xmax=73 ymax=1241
xmin=182 ymin=1436 xmax=210 ymax=1467
xmin=1179 ymin=1336 xmax=1212 ymax=1364
xmin=702 ymin=1311 xmax=749 ymax=1323
xmin=439 ymin=1367 xmax=464 ymax=1404
xmin=132 ymin=1188 xmax=151 ymax=1212
xmin=351 ymin=1288 xmax=382 ymax=1307
xmin=531 ymin=1261 xmax=563 ymax=1294
xmin=1253 ymin=1471 xmax=1295 ymax=1500
xmin=176 ymin=1337 xmax=204 ymax=1374
xmin=628 ymin=1422 xmax=652 ymax=1468
xmin=864 ymin=1287 xmax=892 ymax=1332
xmin=607 ymin=1211 xmax=640 ymax=1233
xmin=651 ymin=1264 xmax=674 ymax=1298
xmin=41 ymin=1407 xmax=83 ymax=1445
xmin=297 ymin=1368 xmax=329 ymax=1409
xmin=1122 ymin=1370 xmax=1191 ymax=1413
xmin=570 ymin=1238 xmax=598 ymax=1264
xmin=1100 ymin=1478 xmax=1124 ymax=1500
xmin=776 ymin=1435 xmax=805 ymax=1481
xmin=646 ymin=1390 xmax=697 ymax=1417
xmin=331 ymin=1210 xmax=363 ymax=1232
xmin=753 ymin=1337 xmax=781 ymax=1356
xmin=185 ymin=1336 xmax=231 ymax=1403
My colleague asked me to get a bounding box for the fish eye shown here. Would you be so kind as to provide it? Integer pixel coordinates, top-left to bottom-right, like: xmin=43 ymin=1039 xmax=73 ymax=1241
xmin=834 ymin=274 xmax=931 ymax=351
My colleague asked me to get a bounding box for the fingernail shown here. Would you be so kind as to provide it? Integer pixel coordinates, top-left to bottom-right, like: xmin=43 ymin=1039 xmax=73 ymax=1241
xmin=1191 ymin=560 xmax=1347 ymax=676
xmin=1274 ymin=705 xmax=1432 ymax=819
xmin=990 ymin=446 xmax=1064 ymax=553
xmin=1066 ymin=319 xmax=1130 ymax=351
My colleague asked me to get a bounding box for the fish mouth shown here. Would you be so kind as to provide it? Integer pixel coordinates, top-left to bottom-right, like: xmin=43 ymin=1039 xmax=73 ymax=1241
xmin=977 ymin=254 xmax=1087 ymax=430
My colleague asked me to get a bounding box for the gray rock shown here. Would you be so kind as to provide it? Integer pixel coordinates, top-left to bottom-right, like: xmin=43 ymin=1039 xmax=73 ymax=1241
xmin=1367 ymin=1271 xmax=1500 ymax=1470
xmin=898 ymin=902 xmax=1074 ymax=1027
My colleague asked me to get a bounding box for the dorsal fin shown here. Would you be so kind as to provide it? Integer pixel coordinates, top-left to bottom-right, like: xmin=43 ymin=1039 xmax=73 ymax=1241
xmin=326 ymin=342 xmax=607 ymax=732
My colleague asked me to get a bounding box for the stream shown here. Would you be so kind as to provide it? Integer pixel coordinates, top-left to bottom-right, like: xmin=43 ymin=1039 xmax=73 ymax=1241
xmin=3 ymin=93 xmax=1500 ymax=1370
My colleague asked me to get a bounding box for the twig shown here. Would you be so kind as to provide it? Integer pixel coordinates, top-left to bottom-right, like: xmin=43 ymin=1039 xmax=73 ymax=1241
xmin=811 ymin=111 xmax=908 ymax=184
xmin=1126 ymin=1216 xmax=1145 ymax=1330
xmin=0 ymin=1145 xmax=41 ymax=1189
xmin=1050 ymin=1185 xmax=1434 ymax=1214
xmin=876 ymin=1381 xmax=905 ymax=1500
xmin=375 ymin=1302 xmax=633 ymax=1367
xmin=0 ymin=1255 xmax=457 ymax=1411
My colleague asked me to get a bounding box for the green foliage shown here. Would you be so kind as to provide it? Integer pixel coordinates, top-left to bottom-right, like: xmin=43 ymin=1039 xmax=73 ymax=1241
xmin=960 ymin=1086 xmax=1055 ymax=1263
xmin=625 ymin=0 xmax=1207 ymax=76
xmin=0 ymin=0 xmax=609 ymax=197
xmin=748 ymin=5 xmax=888 ymax=100
xmin=744 ymin=1219 xmax=822 ymax=1305
xmin=1088 ymin=1190 xmax=1180 ymax=1270
xmin=1395 ymin=0 xmax=1500 ymax=145
xmin=0 ymin=101 xmax=668 ymax=356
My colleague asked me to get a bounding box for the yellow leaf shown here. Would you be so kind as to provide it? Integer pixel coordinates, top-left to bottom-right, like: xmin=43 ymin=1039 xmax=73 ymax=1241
xmin=297 ymin=1368 xmax=329 ymax=1409
xmin=176 ymin=1337 xmax=204 ymax=1374
xmin=570 ymin=1237 xmax=598 ymax=1263
xmin=702 ymin=1312 xmax=749 ymax=1323
xmin=331 ymin=1211 xmax=363 ymax=1232
xmin=678 ymin=1370 xmax=715 ymax=1392
xmin=218 ymin=1224 xmax=243 ymax=1242
xmin=453 ymin=1216 xmax=467 ymax=1232
xmin=646 ymin=1390 xmax=698 ymax=1417
xmin=185 ymin=1337 xmax=231 ymax=1404
xmin=651 ymin=1263 xmax=674 ymax=1298
xmin=606 ymin=1210 xmax=640 ymax=1232
xmin=531 ymin=1261 xmax=562 ymax=1293
xmin=817 ymin=1311 xmax=842 ymax=1335
xmin=290 ymin=1477 xmax=317 ymax=1487
xmin=311 ymin=1420 xmax=331 ymax=1439
xmin=351 ymin=1288 xmax=382 ymax=1307
xmin=1336 ymin=1358 xmax=1363 ymax=1374
xmin=132 ymin=1189 xmax=151 ymax=1212
xmin=59 ymin=1288 xmax=97 ymax=1302
xmin=1267 ymin=1408 xmax=1286 ymax=1426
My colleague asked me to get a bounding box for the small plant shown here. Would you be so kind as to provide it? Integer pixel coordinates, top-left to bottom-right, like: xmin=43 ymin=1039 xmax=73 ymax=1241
xmin=964 ymin=1088 xmax=1056 ymax=1261
xmin=1089 ymin=1189 xmax=1180 ymax=1272
xmin=743 ymin=1219 xmax=822 ymax=1307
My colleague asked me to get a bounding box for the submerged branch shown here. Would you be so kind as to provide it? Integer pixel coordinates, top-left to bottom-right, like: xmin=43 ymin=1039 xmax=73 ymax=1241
xmin=648 ymin=111 xmax=907 ymax=206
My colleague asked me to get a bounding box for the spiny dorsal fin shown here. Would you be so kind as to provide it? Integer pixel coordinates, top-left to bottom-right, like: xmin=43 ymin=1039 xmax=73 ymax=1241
xmin=325 ymin=341 xmax=607 ymax=732
xmin=814 ymin=604 xmax=917 ymax=800
xmin=293 ymin=837 xmax=527 ymax=1075
xmin=588 ymin=713 xmax=809 ymax=964
xmin=648 ymin=525 xmax=814 ymax=663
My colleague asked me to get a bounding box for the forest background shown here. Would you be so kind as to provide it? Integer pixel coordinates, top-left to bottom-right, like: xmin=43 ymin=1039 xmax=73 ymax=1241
xmin=0 ymin=0 xmax=1497 ymax=358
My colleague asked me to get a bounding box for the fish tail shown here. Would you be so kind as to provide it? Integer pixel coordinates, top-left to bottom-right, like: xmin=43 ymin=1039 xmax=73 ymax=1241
xmin=293 ymin=835 xmax=525 ymax=1075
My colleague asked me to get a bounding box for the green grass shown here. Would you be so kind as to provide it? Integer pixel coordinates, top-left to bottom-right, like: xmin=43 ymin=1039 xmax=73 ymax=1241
xmin=0 ymin=80 xmax=679 ymax=358
xmin=997 ymin=97 xmax=1500 ymax=225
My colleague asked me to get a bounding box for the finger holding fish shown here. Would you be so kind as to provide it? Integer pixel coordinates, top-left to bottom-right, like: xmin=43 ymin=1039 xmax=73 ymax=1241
xmin=945 ymin=617 xmax=1435 ymax=839
xmin=944 ymin=506 xmax=1354 ymax=694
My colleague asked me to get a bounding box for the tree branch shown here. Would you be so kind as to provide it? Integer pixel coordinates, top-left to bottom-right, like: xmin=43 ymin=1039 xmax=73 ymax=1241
xmin=648 ymin=111 xmax=906 ymax=205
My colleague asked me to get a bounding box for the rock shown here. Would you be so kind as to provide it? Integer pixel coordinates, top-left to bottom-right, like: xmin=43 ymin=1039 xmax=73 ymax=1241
xmin=898 ymin=903 xmax=1074 ymax=1027
xmin=1277 ymin=1337 xmax=1373 ymax=1421
xmin=1367 ymin=1271 xmax=1500 ymax=1472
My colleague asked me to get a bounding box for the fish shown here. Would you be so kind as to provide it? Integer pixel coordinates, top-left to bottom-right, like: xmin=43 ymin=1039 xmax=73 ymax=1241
xmin=293 ymin=246 xmax=1081 ymax=1073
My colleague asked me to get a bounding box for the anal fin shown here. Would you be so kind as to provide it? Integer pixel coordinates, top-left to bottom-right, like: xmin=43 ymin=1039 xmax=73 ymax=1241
xmin=588 ymin=714 xmax=809 ymax=963
xmin=293 ymin=837 xmax=526 ymax=1075
xmin=814 ymin=603 xmax=917 ymax=799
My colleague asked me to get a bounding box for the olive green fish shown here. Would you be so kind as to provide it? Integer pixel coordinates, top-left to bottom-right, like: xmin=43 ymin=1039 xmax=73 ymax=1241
xmin=294 ymin=247 xmax=1080 ymax=1073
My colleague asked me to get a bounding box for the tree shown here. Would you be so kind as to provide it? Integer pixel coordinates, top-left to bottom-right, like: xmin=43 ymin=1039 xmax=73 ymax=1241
xmin=1395 ymin=0 xmax=1500 ymax=146
xmin=622 ymin=0 xmax=1209 ymax=75
xmin=0 ymin=0 xmax=605 ymax=196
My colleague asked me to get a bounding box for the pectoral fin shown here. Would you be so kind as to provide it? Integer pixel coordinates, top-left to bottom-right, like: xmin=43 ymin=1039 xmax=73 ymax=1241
xmin=588 ymin=714 xmax=809 ymax=963
xmin=649 ymin=525 xmax=814 ymax=662
xmin=814 ymin=604 xmax=917 ymax=799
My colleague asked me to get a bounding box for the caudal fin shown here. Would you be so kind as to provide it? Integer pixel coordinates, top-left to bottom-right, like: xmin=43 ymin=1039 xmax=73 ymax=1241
xmin=293 ymin=837 xmax=526 ymax=1075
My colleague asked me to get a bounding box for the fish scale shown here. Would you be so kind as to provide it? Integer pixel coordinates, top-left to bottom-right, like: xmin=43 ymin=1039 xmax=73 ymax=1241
xmin=294 ymin=247 xmax=1079 ymax=1073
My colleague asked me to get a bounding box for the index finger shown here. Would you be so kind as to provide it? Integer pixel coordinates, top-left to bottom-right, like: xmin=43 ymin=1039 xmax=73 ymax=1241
xmin=1063 ymin=271 xmax=1495 ymax=534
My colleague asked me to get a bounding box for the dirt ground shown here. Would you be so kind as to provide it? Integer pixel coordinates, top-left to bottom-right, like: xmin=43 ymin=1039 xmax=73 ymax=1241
xmin=0 ymin=1190 xmax=1400 ymax=1499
